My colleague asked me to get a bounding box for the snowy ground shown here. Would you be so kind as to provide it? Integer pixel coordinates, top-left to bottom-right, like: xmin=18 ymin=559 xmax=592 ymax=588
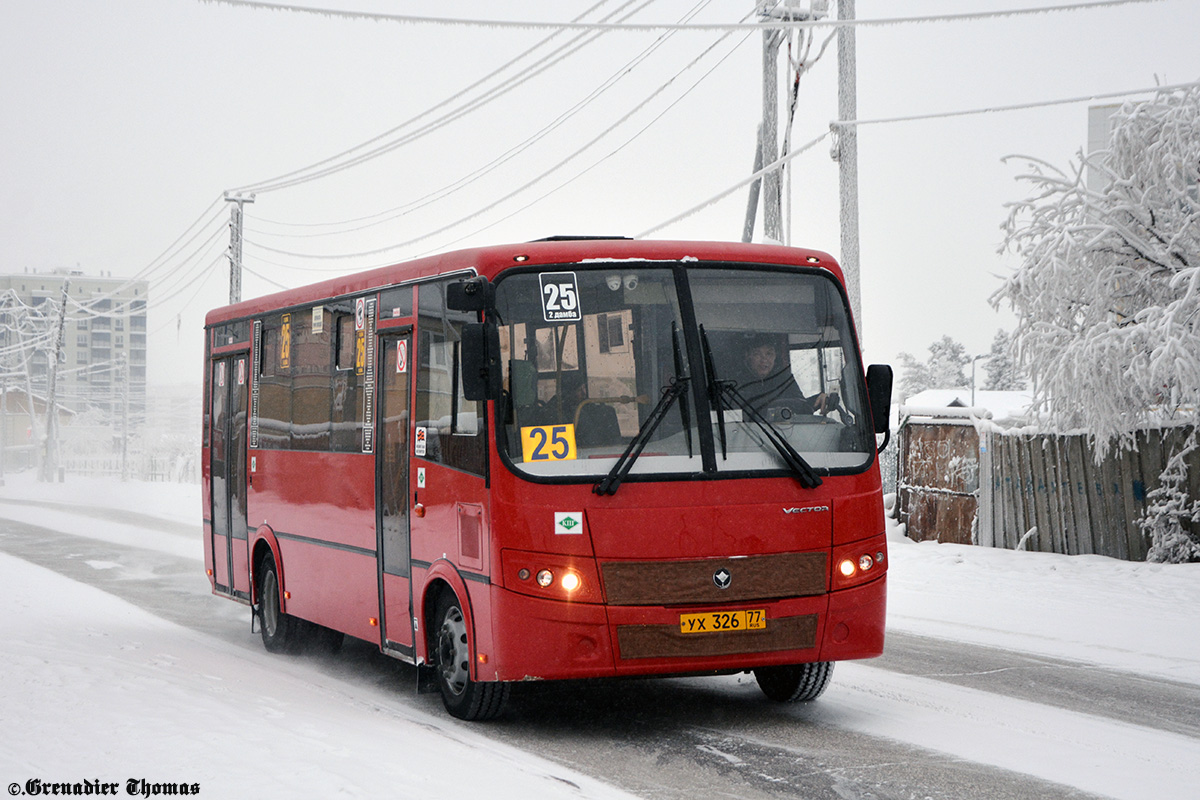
xmin=1 ymin=474 xmax=1198 ymax=799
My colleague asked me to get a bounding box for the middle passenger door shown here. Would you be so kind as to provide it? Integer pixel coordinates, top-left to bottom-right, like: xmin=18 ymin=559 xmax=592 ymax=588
xmin=377 ymin=330 xmax=415 ymax=657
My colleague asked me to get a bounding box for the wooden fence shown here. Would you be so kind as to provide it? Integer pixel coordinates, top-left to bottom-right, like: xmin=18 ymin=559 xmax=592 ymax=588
xmin=897 ymin=412 xmax=1197 ymax=561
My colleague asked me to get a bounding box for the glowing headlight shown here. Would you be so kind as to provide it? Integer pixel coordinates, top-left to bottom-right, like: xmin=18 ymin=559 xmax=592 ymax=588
xmin=560 ymin=573 xmax=581 ymax=592
xmin=838 ymin=559 xmax=856 ymax=578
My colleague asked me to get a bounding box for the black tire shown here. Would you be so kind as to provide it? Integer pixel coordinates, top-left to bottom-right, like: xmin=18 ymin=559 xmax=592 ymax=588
xmin=257 ymin=552 xmax=303 ymax=654
xmin=754 ymin=662 xmax=834 ymax=702
xmin=432 ymin=593 xmax=509 ymax=720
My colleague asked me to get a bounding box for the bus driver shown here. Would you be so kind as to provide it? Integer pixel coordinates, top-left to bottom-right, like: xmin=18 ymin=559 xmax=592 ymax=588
xmin=737 ymin=335 xmax=829 ymax=415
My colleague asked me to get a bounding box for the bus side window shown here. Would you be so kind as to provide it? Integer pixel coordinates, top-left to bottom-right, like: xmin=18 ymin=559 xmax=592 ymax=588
xmin=257 ymin=319 xmax=291 ymax=450
xmin=415 ymin=281 xmax=486 ymax=476
xmin=331 ymin=312 xmax=364 ymax=452
xmin=291 ymin=307 xmax=332 ymax=452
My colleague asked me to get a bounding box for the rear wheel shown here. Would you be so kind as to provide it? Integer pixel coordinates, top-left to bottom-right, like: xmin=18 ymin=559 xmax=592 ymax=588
xmin=754 ymin=662 xmax=833 ymax=702
xmin=257 ymin=552 xmax=303 ymax=654
xmin=432 ymin=593 xmax=508 ymax=720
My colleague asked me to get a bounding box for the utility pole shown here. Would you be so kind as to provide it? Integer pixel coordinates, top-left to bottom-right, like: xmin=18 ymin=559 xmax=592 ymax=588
xmin=834 ymin=0 xmax=862 ymax=339
xmin=760 ymin=15 xmax=784 ymax=243
xmin=119 ymin=351 xmax=129 ymax=482
xmin=752 ymin=1 xmax=828 ymax=244
xmin=225 ymin=192 xmax=255 ymax=305
xmin=39 ymin=279 xmax=69 ymax=483
xmin=0 ymin=378 xmax=6 ymax=487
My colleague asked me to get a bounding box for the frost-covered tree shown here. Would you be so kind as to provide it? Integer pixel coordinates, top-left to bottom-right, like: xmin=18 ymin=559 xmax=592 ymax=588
xmin=897 ymin=335 xmax=970 ymax=397
xmin=993 ymin=84 xmax=1200 ymax=562
xmin=983 ymin=329 xmax=1026 ymax=391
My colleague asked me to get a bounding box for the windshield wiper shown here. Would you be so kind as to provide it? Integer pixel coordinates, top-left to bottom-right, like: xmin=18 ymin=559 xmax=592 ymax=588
xmin=671 ymin=321 xmax=693 ymax=459
xmin=594 ymin=375 xmax=690 ymax=496
xmin=720 ymin=382 xmax=822 ymax=488
xmin=698 ymin=325 xmax=727 ymax=460
xmin=698 ymin=325 xmax=821 ymax=489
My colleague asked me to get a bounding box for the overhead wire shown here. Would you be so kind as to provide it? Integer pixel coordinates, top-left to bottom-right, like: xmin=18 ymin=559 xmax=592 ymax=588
xmin=245 ymin=2 xmax=754 ymax=262
xmin=79 ymin=0 xmax=1179 ymax=334
xmin=234 ymin=0 xmax=651 ymax=196
xmin=639 ymin=79 xmax=1200 ymax=237
xmin=249 ymin=0 xmax=715 ymax=241
xmin=63 ymin=219 xmax=227 ymax=322
xmin=226 ymin=0 xmax=1164 ymax=200
xmin=202 ymin=0 xmax=1167 ymax=33
xmin=427 ymin=21 xmax=759 ymax=254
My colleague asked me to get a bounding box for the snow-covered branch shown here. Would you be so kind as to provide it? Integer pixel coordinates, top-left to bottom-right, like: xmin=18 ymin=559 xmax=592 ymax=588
xmin=993 ymin=84 xmax=1200 ymax=561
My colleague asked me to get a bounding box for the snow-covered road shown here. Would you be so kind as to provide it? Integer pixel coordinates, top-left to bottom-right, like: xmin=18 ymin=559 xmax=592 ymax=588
xmin=1 ymin=475 xmax=1197 ymax=799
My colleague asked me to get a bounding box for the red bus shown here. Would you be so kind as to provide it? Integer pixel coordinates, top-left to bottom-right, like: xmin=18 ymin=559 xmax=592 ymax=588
xmin=203 ymin=238 xmax=893 ymax=720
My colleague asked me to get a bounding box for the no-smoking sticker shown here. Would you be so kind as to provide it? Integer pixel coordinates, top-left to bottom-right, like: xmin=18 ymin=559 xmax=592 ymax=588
xmin=396 ymin=340 xmax=408 ymax=373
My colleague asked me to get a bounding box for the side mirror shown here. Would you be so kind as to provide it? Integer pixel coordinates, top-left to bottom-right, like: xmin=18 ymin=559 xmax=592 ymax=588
xmin=446 ymin=277 xmax=494 ymax=312
xmin=460 ymin=322 xmax=501 ymax=401
xmin=866 ymin=364 xmax=893 ymax=435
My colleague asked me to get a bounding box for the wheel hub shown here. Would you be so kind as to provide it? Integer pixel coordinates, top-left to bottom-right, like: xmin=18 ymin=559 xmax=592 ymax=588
xmin=437 ymin=605 xmax=469 ymax=696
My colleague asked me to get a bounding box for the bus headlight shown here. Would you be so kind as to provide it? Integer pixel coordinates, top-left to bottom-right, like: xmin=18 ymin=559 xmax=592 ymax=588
xmin=832 ymin=534 xmax=888 ymax=591
xmin=502 ymin=549 xmax=602 ymax=603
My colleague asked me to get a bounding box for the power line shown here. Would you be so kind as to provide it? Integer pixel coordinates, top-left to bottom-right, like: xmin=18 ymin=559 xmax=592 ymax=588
xmin=243 ymin=18 xmax=753 ymax=262
xmin=428 ymin=26 xmax=758 ymax=255
xmin=248 ymin=0 xmax=719 ymax=238
xmin=202 ymin=0 xmax=1166 ymax=32
xmin=639 ymin=79 xmax=1200 ymax=237
xmin=838 ymin=78 xmax=1200 ymax=128
xmin=232 ymin=0 xmax=651 ymax=195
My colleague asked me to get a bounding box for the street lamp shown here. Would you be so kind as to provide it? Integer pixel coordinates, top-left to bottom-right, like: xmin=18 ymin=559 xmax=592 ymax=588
xmin=971 ymin=354 xmax=989 ymax=407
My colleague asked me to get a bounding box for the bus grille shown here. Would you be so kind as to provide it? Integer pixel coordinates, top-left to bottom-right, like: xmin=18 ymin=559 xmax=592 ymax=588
xmin=600 ymin=552 xmax=826 ymax=606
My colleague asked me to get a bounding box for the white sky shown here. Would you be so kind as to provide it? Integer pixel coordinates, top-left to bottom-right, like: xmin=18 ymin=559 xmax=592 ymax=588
xmin=2 ymin=0 xmax=1197 ymax=386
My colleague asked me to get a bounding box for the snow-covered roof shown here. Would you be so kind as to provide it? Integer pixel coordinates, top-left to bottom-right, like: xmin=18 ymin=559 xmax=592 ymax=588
xmin=901 ymin=389 xmax=1033 ymax=424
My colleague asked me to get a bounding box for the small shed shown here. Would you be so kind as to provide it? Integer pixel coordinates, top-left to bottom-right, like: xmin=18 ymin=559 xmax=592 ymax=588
xmin=895 ymin=390 xmax=1031 ymax=545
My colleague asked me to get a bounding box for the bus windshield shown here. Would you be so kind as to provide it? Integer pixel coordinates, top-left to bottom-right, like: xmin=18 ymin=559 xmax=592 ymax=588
xmin=493 ymin=263 xmax=874 ymax=480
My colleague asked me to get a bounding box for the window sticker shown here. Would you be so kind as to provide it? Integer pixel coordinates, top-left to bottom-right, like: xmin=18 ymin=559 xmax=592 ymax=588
xmin=554 ymin=512 xmax=584 ymax=535
xmin=312 ymin=305 xmax=323 ymax=335
xmin=217 ymin=361 xmax=225 ymax=387
xmin=355 ymin=330 xmax=366 ymax=376
xmin=539 ymin=272 xmax=582 ymax=322
xmin=415 ymin=426 xmax=427 ymax=457
xmin=520 ymin=424 xmax=577 ymax=463
xmin=396 ymin=340 xmax=408 ymax=373
xmin=280 ymin=313 xmax=291 ymax=369
xmin=355 ymin=298 xmax=365 ymax=331
xmin=237 ymin=359 xmax=245 ymax=386
xmin=361 ymin=298 xmax=376 ymax=454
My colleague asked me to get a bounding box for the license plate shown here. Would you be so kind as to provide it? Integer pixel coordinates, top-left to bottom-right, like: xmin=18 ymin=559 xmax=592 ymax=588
xmin=679 ymin=609 xmax=766 ymax=634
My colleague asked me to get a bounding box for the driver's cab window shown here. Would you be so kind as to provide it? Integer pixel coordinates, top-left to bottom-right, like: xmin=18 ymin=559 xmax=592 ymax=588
xmin=690 ymin=268 xmax=872 ymax=470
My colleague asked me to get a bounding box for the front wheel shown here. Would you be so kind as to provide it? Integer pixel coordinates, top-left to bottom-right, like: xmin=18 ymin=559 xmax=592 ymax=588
xmin=432 ymin=593 xmax=508 ymax=720
xmin=754 ymin=662 xmax=833 ymax=702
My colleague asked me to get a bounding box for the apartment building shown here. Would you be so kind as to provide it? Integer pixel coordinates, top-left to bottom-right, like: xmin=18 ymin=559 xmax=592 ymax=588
xmin=0 ymin=268 xmax=148 ymax=419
